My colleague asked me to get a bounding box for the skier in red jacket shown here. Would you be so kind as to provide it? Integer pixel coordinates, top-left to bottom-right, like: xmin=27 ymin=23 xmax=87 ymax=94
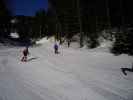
xmin=21 ymin=47 xmax=29 ymax=62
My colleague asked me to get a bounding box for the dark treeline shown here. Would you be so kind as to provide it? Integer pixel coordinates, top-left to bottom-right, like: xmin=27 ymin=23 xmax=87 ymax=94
xmin=0 ymin=0 xmax=133 ymax=55
xmin=12 ymin=9 xmax=47 ymax=40
xmin=48 ymin=0 xmax=133 ymax=37
xmin=48 ymin=0 xmax=133 ymax=55
xmin=48 ymin=0 xmax=133 ymax=32
xmin=0 ymin=3 xmax=47 ymax=44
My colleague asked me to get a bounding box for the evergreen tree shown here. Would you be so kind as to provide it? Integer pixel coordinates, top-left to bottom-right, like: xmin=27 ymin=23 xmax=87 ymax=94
xmin=46 ymin=6 xmax=57 ymax=37
xmin=111 ymin=29 xmax=133 ymax=55
xmin=34 ymin=9 xmax=47 ymax=38
xmin=48 ymin=0 xmax=80 ymax=40
xmin=0 ymin=0 xmax=11 ymax=38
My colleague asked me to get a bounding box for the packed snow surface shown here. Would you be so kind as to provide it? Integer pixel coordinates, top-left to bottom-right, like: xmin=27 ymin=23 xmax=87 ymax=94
xmin=0 ymin=38 xmax=133 ymax=100
xmin=36 ymin=37 xmax=50 ymax=44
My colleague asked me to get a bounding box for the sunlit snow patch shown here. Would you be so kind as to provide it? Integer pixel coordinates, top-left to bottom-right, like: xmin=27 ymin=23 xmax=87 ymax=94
xmin=100 ymin=41 xmax=112 ymax=48
xmin=36 ymin=37 xmax=49 ymax=45
xmin=10 ymin=32 xmax=19 ymax=38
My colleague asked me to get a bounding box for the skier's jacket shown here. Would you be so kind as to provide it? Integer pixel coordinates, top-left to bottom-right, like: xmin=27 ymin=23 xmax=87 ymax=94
xmin=54 ymin=44 xmax=58 ymax=50
xmin=23 ymin=48 xmax=29 ymax=56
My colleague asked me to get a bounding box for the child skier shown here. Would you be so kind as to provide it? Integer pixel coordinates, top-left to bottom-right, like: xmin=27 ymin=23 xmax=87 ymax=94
xmin=68 ymin=39 xmax=71 ymax=47
xmin=54 ymin=43 xmax=59 ymax=54
xmin=21 ymin=46 xmax=29 ymax=62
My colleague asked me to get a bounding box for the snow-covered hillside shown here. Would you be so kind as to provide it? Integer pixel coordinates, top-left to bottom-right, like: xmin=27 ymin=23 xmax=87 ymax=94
xmin=0 ymin=38 xmax=133 ymax=100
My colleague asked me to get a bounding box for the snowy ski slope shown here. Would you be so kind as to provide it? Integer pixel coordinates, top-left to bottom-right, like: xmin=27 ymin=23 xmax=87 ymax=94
xmin=0 ymin=38 xmax=133 ymax=100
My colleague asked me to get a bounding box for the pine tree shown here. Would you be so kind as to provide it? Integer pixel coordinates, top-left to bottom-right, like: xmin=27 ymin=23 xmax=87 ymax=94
xmin=111 ymin=29 xmax=133 ymax=55
xmin=34 ymin=9 xmax=47 ymax=38
xmin=0 ymin=0 xmax=11 ymax=38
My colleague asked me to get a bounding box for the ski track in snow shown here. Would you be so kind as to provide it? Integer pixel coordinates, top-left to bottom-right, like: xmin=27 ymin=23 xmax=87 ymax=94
xmin=0 ymin=41 xmax=133 ymax=100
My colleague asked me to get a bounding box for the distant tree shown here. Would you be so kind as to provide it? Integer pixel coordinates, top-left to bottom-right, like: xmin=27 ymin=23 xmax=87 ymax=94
xmin=16 ymin=16 xmax=29 ymax=39
xmin=14 ymin=15 xmax=34 ymax=43
xmin=46 ymin=5 xmax=57 ymax=38
xmin=34 ymin=9 xmax=47 ymax=38
xmin=16 ymin=10 xmax=47 ymax=40
xmin=0 ymin=0 xmax=11 ymax=38
xmin=111 ymin=29 xmax=133 ymax=55
xmin=49 ymin=0 xmax=81 ymax=43
xmin=0 ymin=0 xmax=10 ymax=16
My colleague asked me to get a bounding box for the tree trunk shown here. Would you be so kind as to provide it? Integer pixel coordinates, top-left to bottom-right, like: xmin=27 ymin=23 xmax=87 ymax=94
xmin=77 ymin=0 xmax=83 ymax=47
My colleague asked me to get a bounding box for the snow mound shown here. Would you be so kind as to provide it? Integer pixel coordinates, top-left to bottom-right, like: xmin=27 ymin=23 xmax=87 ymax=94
xmin=10 ymin=32 xmax=19 ymax=38
xmin=36 ymin=37 xmax=49 ymax=45
xmin=99 ymin=40 xmax=113 ymax=48
xmin=36 ymin=37 xmax=56 ymax=45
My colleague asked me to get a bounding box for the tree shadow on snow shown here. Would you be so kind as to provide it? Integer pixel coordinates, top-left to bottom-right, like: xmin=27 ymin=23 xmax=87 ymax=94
xmin=121 ymin=64 xmax=133 ymax=75
xmin=27 ymin=57 xmax=38 ymax=62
